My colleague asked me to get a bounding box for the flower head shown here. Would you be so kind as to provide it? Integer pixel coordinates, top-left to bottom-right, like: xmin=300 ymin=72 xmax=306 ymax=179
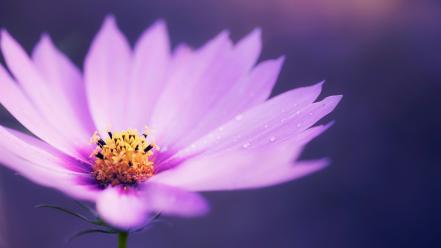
xmin=0 ymin=16 xmax=341 ymax=230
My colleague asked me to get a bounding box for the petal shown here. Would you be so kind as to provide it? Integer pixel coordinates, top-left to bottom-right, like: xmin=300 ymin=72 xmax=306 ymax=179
xmin=0 ymin=63 xmax=86 ymax=159
xmin=233 ymin=28 xmax=262 ymax=69
xmin=172 ymin=56 xmax=284 ymax=150
xmin=97 ymin=184 xmax=207 ymax=230
xmin=151 ymin=30 xmax=263 ymax=152
xmin=84 ymin=16 xmax=132 ymax=132
xmin=171 ymin=82 xmax=329 ymax=159
xmin=32 ymin=34 xmax=96 ymax=140
xmin=244 ymin=97 xmax=341 ymax=149
xmin=141 ymin=183 xmax=209 ymax=217
xmin=221 ymin=56 xmax=284 ymax=111
xmin=152 ymin=140 xmax=328 ymax=191
xmin=125 ymin=21 xmax=171 ymax=130
xmin=96 ymin=187 xmax=148 ymax=230
xmin=0 ymin=126 xmax=98 ymax=200
xmin=153 ymin=83 xmax=341 ymax=190
xmin=0 ymin=126 xmax=91 ymax=172
xmin=0 ymin=30 xmax=92 ymax=158
xmin=232 ymin=159 xmax=329 ymax=189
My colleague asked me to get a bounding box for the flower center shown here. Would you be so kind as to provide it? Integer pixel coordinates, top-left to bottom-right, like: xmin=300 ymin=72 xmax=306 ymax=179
xmin=90 ymin=128 xmax=158 ymax=188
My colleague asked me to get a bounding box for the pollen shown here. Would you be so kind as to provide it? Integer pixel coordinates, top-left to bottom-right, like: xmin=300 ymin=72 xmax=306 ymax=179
xmin=90 ymin=128 xmax=159 ymax=188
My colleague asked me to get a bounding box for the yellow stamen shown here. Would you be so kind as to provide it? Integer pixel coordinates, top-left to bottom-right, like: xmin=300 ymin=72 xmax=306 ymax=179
xmin=90 ymin=128 xmax=158 ymax=187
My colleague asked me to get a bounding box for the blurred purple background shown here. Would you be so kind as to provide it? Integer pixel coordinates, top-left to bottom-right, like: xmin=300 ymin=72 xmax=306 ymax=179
xmin=0 ymin=0 xmax=440 ymax=247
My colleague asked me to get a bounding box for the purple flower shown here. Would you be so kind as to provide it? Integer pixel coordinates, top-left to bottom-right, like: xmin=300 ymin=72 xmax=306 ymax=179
xmin=0 ymin=16 xmax=341 ymax=230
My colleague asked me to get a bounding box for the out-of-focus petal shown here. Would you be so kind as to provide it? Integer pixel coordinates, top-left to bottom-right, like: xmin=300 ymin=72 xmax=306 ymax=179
xmin=96 ymin=187 xmax=148 ymax=230
xmin=150 ymin=30 xmax=262 ymax=153
xmin=0 ymin=126 xmax=91 ymax=172
xmin=0 ymin=63 xmax=87 ymax=159
xmin=0 ymin=31 xmax=92 ymax=159
xmin=141 ymin=183 xmax=209 ymax=217
xmin=0 ymin=126 xmax=98 ymax=200
xmin=32 ymin=34 xmax=96 ymax=141
xmin=125 ymin=21 xmax=171 ymax=130
xmin=84 ymin=16 xmax=131 ymax=132
xmin=96 ymin=184 xmax=208 ymax=230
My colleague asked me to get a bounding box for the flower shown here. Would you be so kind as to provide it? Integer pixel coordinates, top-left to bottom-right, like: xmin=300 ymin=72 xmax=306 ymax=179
xmin=0 ymin=16 xmax=341 ymax=230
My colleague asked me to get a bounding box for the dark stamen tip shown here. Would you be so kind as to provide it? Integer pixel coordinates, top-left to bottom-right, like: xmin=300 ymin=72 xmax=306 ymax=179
xmin=108 ymin=132 xmax=113 ymax=138
xmin=97 ymin=139 xmax=106 ymax=147
xmin=144 ymin=145 xmax=153 ymax=153
xmin=96 ymin=153 xmax=104 ymax=159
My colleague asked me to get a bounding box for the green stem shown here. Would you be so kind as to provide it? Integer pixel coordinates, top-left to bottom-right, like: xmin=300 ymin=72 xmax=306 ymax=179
xmin=118 ymin=232 xmax=128 ymax=248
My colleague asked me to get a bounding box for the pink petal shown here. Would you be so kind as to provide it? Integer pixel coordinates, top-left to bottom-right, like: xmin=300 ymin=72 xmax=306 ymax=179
xmin=172 ymin=56 xmax=284 ymax=150
xmin=84 ymin=16 xmax=131 ymax=132
xmin=0 ymin=63 xmax=86 ymax=159
xmin=0 ymin=126 xmax=98 ymax=201
xmin=227 ymin=56 xmax=284 ymax=110
xmin=96 ymin=187 xmax=148 ymax=230
xmin=152 ymin=140 xmax=328 ymax=191
xmin=32 ymin=34 xmax=96 ymax=141
xmin=233 ymin=159 xmax=329 ymax=189
xmin=153 ymin=83 xmax=341 ymax=190
xmin=141 ymin=183 xmax=209 ymax=217
xmin=96 ymin=184 xmax=208 ymax=230
xmin=150 ymin=30 xmax=263 ymax=152
xmin=243 ymin=96 xmax=341 ymax=149
xmin=1 ymin=31 xmax=90 ymax=157
xmin=125 ymin=21 xmax=171 ymax=130
xmin=171 ymin=82 xmax=329 ymax=159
